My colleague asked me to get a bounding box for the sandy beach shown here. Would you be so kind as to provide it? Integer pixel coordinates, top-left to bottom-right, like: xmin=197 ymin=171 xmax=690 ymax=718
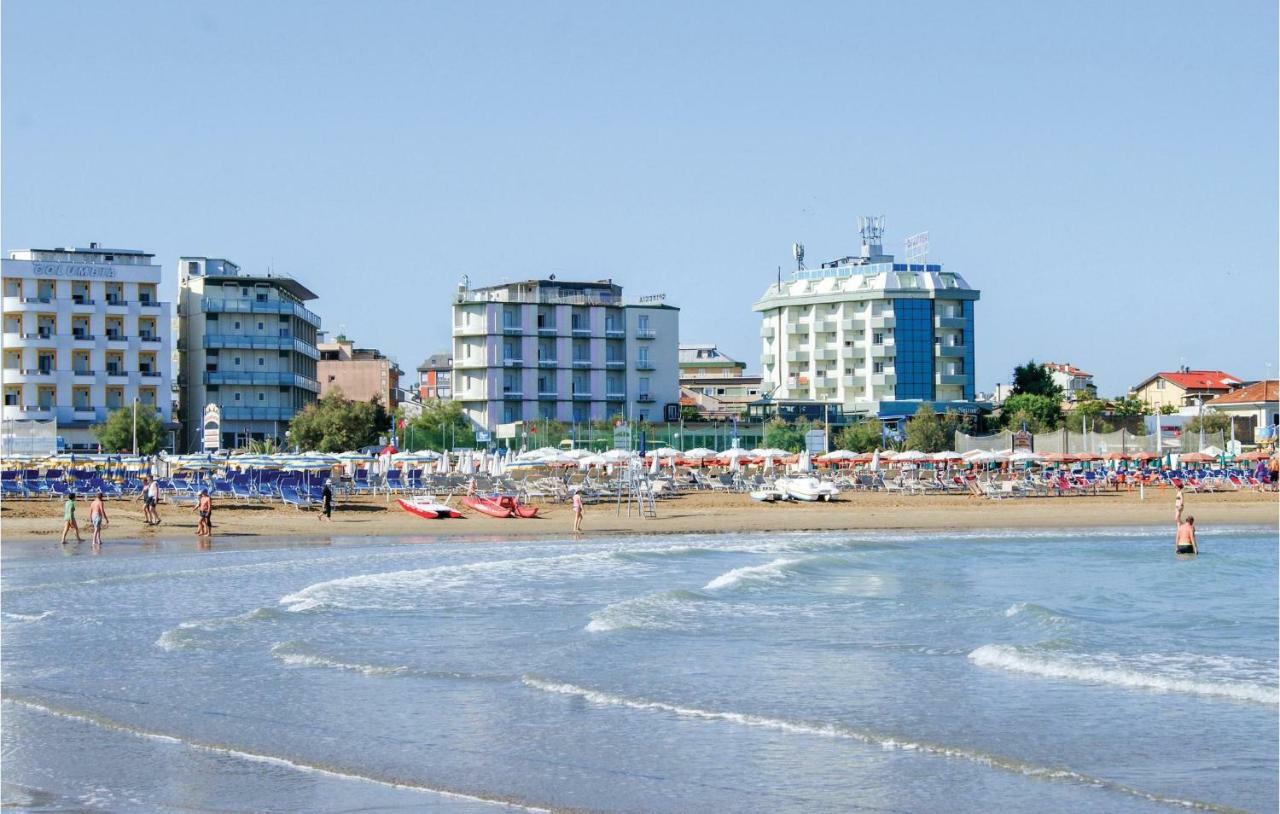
xmin=3 ymin=488 xmax=1275 ymax=546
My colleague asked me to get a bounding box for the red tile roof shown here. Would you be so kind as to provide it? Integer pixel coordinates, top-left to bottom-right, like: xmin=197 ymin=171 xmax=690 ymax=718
xmin=1155 ymin=370 xmax=1242 ymax=391
xmin=1044 ymin=362 xmax=1093 ymax=377
xmin=1207 ymin=379 xmax=1279 ymax=406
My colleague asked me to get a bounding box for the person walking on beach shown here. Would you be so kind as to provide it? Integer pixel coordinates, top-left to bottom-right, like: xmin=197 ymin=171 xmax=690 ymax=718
xmin=137 ymin=476 xmax=161 ymax=526
xmin=572 ymin=489 xmax=584 ymax=534
xmin=60 ymin=492 xmax=83 ymax=545
xmin=319 ymin=479 xmax=333 ymax=522
xmin=89 ymin=491 xmax=110 ymax=548
xmin=195 ymin=490 xmax=212 ymax=537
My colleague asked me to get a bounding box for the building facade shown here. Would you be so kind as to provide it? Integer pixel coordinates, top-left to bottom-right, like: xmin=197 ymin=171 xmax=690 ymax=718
xmin=1205 ymin=380 xmax=1278 ymax=446
xmin=679 ymin=344 xmax=763 ymax=419
xmin=1 ymin=244 xmax=172 ymax=451
xmin=753 ymin=221 xmax=980 ymax=421
xmin=451 ymin=279 xmax=679 ymax=430
xmin=417 ymin=352 xmax=452 ymax=401
xmin=176 ymin=257 xmax=321 ymax=451
xmin=1044 ymin=362 xmax=1096 ymax=402
xmin=1129 ymin=368 xmax=1243 ymax=413
xmin=318 ymin=335 xmax=401 ymax=407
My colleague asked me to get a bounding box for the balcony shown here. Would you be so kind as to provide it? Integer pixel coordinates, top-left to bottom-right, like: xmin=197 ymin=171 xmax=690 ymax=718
xmin=872 ymin=343 xmax=896 ymax=358
xmin=869 ymin=315 xmax=896 ymax=330
xmin=204 ymin=335 xmax=319 ymax=359
xmin=452 ymin=356 xmax=488 ymax=369
xmin=139 ymin=370 xmax=162 ymax=378
xmin=813 ymin=348 xmax=838 ymax=361
xmin=636 ymin=393 xmax=655 ymax=403
xmin=786 ymin=350 xmax=809 ymax=363
xmin=537 ymin=391 xmax=558 ymax=400
xmin=936 ymin=314 xmax=967 ymax=329
xmin=452 ymin=388 xmax=487 ymax=401
xmin=453 ymin=322 xmax=486 ymax=337
xmin=105 ymin=332 xmax=128 ymax=343
xmin=503 ymin=357 xmax=524 ymax=367
xmin=70 ymin=297 xmax=96 ymax=307
xmin=138 ymin=300 xmax=161 ymax=309
xmin=71 ymin=333 xmax=96 ymax=342
xmin=536 ymin=323 xmax=558 ymax=335
xmin=570 ymin=326 xmax=592 ymax=337
xmin=73 ymin=408 xmax=102 ymax=422
xmin=20 ymin=368 xmax=55 ymax=379
xmin=537 ymin=358 xmax=559 ymax=368
xmin=72 ymin=368 xmax=94 ymax=380
xmin=501 ymin=325 xmax=524 ymax=335
xmin=606 ymin=392 xmax=626 ymax=401
xmin=203 ymin=371 xmax=320 ymax=392
xmin=605 ymin=359 xmax=625 ymax=369
xmin=571 ymin=392 xmax=591 ymax=401
xmin=219 ymin=406 xmax=296 ymax=422
xmin=202 ymin=298 xmax=321 ymax=328
xmin=840 ymin=318 xmax=861 ymax=332
xmin=501 ymin=390 xmax=523 ymax=400
xmin=760 ymin=324 xmax=775 ymax=338
xmin=760 ymin=353 xmax=775 ymax=365
xmin=785 ymin=322 xmax=809 ymax=335
xmin=635 ymin=361 xmax=655 ymax=371
xmin=104 ymin=297 xmax=128 ymax=308
xmin=870 ymin=372 xmax=896 ymax=387
xmin=813 ymin=320 xmax=836 ymax=333
xmin=605 ymin=327 xmax=626 ymax=339
xmin=937 ymin=344 xmax=966 ymax=358
xmin=105 ymin=369 xmax=129 ymax=381
xmin=634 ymin=328 xmax=656 ymax=340
xmin=936 ymin=372 xmax=968 ymax=387
xmin=812 ymin=374 xmax=836 ymax=388
xmin=841 ymin=375 xmax=863 ymax=388
xmin=571 ymin=359 xmax=592 ymax=368
xmin=139 ymin=335 xmax=163 ymax=344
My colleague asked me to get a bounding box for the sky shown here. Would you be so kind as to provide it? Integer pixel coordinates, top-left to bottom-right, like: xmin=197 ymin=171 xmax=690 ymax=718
xmin=3 ymin=0 xmax=1277 ymax=396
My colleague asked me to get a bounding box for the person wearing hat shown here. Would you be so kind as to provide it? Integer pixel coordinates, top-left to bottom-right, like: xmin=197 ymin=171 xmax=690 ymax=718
xmin=195 ymin=489 xmax=212 ymax=537
xmin=319 ymin=479 xmax=334 ymax=521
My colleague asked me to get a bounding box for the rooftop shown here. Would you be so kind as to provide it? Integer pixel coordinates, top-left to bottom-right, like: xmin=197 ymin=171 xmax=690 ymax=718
xmin=203 ymin=273 xmax=318 ymax=302
xmin=418 ymin=352 xmax=452 ymax=371
xmin=1044 ymin=362 xmax=1093 ymax=378
xmin=1207 ymin=379 xmax=1279 ymax=406
xmin=1140 ymin=370 xmax=1243 ymax=392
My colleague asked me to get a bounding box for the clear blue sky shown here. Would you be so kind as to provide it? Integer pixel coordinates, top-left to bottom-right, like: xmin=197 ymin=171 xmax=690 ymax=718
xmin=4 ymin=0 xmax=1276 ymax=395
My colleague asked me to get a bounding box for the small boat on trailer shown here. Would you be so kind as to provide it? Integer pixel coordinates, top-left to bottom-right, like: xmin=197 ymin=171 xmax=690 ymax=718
xmin=749 ymin=488 xmax=789 ymax=502
xmin=461 ymin=495 xmax=540 ymax=518
xmin=774 ymin=477 xmax=840 ymax=502
xmin=397 ymin=497 xmax=464 ymax=519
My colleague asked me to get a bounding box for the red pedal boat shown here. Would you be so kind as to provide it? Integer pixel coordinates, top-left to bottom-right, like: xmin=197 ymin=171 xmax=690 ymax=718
xmin=397 ymin=497 xmax=463 ymax=519
xmin=462 ymin=495 xmax=539 ymax=518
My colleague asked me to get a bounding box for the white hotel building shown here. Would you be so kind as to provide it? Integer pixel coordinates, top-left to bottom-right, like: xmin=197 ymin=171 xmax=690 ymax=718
xmin=176 ymin=257 xmax=321 ymax=451
xmin=1 ymin=244 xmax=172 ymax=451
xmin=452 ymin=278 xmax=679 ymax=430
xmin=753 ymin=223 xmax=980 ymax=422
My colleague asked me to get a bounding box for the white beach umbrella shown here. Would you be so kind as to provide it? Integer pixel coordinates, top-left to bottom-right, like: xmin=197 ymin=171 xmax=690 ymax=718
xmin=602 ymin=449 xmax=634 ymax=463
xmin=894 ymin=450 xmax=927 ymax=462
xmin=796 ymin=449 xmax=812 ymax=472
xmin=1008 ymin=450 xmax=1042 ymax=463
xmin=649 ymin=447 xmax=681 ymax=458
xmin=682 ymin=448 xmax=717 ymax=460
xmin=931 ymin=451 xmax=962 ymax=461
xmin=967 ymin=451 xmax=998 ymax=464
xmin=818 ymin=450 xmax=854 ymax=462
xmin=870 ymin=448 xmax=881 ymax=472
xmin=649 ymin=454 xmax=660 ymax=475
xmin=718 ymin=448 xmax=751 ymax=462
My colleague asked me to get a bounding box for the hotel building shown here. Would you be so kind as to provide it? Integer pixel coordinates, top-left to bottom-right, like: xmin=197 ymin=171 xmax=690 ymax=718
xmin=1 ymin=244 xmax=172 ymax=451
xmin=176 ymin=257 xmax=321 ymax=451
xmin=417 ymin=352 xmax=452 ymax=401
xmin=679 ymin=343 xmax=763 ymax=419
xmin=753 ymin=220 xmax=980 ymax=421
xmin=451 ymin=278 xmax=678 ymax=430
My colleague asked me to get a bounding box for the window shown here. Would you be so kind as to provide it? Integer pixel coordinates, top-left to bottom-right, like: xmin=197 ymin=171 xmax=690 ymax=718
xmin=187 ymin=261 xmax=198 ymax=274
xmin=638 ymin=314 xmax=649 ymax=331
xmin=241 ymin=287 xmax=249 ymax=296
xmin=257 ymin=322 xmax=264 ymax=330
xmin=258 ymin=392 xmax=265 ymax=401
xmin=1156 ymin=379 xmax=1165 ymax=390
xmin=639 ymin=376 xmax=650 ymax=395
xmin=638 ymin=347 xmax=649 ymax=363
xmin=258 ymin=357 xmax=265 ymax=366
xmin=233 ymin=357 xmax=241 ymax=366
xmin=873 ymin=333 xmax=883 ymax=345
xmin=234 ymin=321 xmax=241 ymax=330
xmin=874 ymin=362 xmax=884 ymax=374
xmin=234 ymin=392 xmax=242 ymax=401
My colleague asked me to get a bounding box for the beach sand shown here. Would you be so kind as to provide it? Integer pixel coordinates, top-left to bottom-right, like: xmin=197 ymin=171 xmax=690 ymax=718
xmin=3 ymin=487 xmax=1275 ymax=545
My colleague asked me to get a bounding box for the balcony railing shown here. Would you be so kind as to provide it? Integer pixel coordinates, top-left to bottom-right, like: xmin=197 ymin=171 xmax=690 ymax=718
xmin=635 ymin=328 xmax=656 ymax=340
xmin=501 ymin=325 xmax=524 ymax=335
xmin=571 ymin=359 xmax=592 ymax=368
xmin=571 ymin=392 xmax=591 ymax=400
xmin=537 ymin=358 xmax=558 ymax=367
xmin=203 ymin=334 xmax=319 ymax=359
xmin=571 ymin=326 xmax=592 ymax=336
xmin=503 ymin=357 xmax=525 ymax=367
xmin=219 ymin=406 xmax=296 ymax=421
xmin=605 ymin=327 xmax=626 ymax=338
xmin=605 ymin=359 xmax=625 ymax=368
xmin=502 ymin=390 xmax=523 ymax=400
xmin=605 ymin=392 xmax=626 ymax=401
xmin=636 ymin=393 xmax=655 ymax=403
xmin=537 ymin=392 xmax=557 ymax=400
xmin=202 ymin=298 xmax=321 ymax=327
xmin=203 ymin=371 xmax=320 ymax=392
xmin=937 ymin=344 xmax=966 ymax=358
xmin=635 ymin=361 xmax=655 ymax=371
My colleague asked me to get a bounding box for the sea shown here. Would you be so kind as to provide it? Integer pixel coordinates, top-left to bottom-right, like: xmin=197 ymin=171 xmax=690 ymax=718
xmin=2 ymin=525 xmax=1276 ymax=813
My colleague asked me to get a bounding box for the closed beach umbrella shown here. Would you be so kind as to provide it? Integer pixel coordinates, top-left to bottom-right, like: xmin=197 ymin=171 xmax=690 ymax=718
xmin=870 ymin=448 xmax=881 ymax=471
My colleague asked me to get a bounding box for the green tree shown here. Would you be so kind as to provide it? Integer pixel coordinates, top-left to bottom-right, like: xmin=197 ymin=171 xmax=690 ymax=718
xmin=93 ymin=406 xmax=165 ymax=454
xmin=1000 ymin=393 xmax=1063 ymax=433
xmin=1184 ymin=411 xmax=1230 ymax=436
xmin=288 ymin=390 xmax=382 ymax=452
xmin=1011 ymin=360 xmax=1064 ymax=401
xmin=1111 ymin=396 xmax=1151 ymax=418
xmin=834 ymin=418 xmax=883 ymax=452
xmin=764 ymin=418 xmax=821 ymax=452
xmin=1159 ymin=404 xmax=1177 ymax=415
xmin=400 ymin=398 xmax=474 ymax=451
xmin=904 ymin=405 xmax=951 ymax=452
xmin=1066 ymin=398 xmax=1107 ymax=433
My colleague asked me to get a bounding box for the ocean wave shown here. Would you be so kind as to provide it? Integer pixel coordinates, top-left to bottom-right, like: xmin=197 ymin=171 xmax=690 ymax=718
xmin=703 ymin=558 xmax=801 ymax=591
xmin=3 ymin=695 xmax=552 ymax=811
xmin=268 ymin=642 xmax=510 ymax=683
xmin=520 ymin=676 xmax=1235 ymax=812
xmin=155 ymin=606 xmax=285 ymax=651
xmin=279 ymin=551 xmax=626 ymax=613
xmin=585 ymin=589 xmax=708 ymax=633
xmin=1003 ymin=602 xmax=1069 ymax=626
xmin=2 ymin=610 xmax=52 ymax=623
xmin=968 ymin=644 xmax=1279 ymax=705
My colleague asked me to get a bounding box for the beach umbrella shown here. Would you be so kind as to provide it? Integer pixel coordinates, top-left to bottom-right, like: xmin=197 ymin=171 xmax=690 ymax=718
xmin=894 ymin=450 xmax=926 ymax=462
xmin=818 ymin=450 xmax=854 ymax=462
xmin=649 ymin=454 xmax=660 ymax=475
xmin=683 ymin=448 xmax=716 ymax=460
xmin=1200 ymin=445 xmax=1225 ymax=458
xmin=1236 ymin=450 xmax=1270 ymax=461
xmin=869 ymin=449 xmax=881 ymax=471
xmin=1180 ymin=452 xmax=1213 ymax=463
xmin=719 ymin=448 xmax=751 ymax=463
xmin=797 ymin=449 xmax=812 ymax=472
xmin=649 ymin=447 xmax=681 ymax=458
xmin=1008 ymin=450 xmax=1043 ymax=464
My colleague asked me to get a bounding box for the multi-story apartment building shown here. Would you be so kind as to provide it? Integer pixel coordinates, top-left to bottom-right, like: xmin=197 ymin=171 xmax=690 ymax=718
xmin=1044 ymin=362 xmax=1096 ymax=402
xmin=753 ymin=220 xmax=980 ymax=421
xmin=451 ymin=278 xmax=678 ymax=430
xmin=417 ymin=352 xmax=452 ymax=401
xmin=176 ymin=257 xmax=321 ymax=451
xmin=679 ymin=344 xmax=763 ymax=419
xmin=1 ymin=244 xmax=172 ymax=451
xmin=318 ymin=335 xmax=401 ymax=407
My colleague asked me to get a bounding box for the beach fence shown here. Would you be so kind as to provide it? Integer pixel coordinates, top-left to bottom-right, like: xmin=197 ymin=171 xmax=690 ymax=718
xmin=1 ymin=418 xmax=57 ymax=457
xmin=954 ymin=428 xmax=1183 ymax=456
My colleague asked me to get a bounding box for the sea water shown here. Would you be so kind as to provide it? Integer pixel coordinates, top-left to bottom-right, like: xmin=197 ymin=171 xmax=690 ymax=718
xmin=2 ymin=526 xmax=1276 ymax=813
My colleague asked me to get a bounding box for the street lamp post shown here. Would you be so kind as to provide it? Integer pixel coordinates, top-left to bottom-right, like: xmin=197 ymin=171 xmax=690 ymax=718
xmin=132 ymin=397 xmax=138 ymax=456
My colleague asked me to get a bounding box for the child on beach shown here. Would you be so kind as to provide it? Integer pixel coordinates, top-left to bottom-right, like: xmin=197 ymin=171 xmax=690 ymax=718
xmin=195 ymin=490 xmax=212 ymax=537
xmin=89 ymin=491 xmax=109 ymax=548
xmin=60 ymin=492 xmax=83 ymax=545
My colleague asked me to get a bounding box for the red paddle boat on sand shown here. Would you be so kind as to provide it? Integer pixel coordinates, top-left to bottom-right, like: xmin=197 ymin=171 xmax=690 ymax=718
xmin=461 ymin=495 xmax=539 ymax=518
xmin=396 ymin=497 xmax=464 ymax=519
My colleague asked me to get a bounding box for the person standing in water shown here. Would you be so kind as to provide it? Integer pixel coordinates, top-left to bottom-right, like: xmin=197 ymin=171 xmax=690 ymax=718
xmin=89 ymin=491 xmax=110 ymax=548
xmin=1174 ymin=492 xmax=1198 ymax=555
xmin=195 ymin=490 xmax=212 ymax=537
xmin=60 ymin=492 xmax=83 ymax=545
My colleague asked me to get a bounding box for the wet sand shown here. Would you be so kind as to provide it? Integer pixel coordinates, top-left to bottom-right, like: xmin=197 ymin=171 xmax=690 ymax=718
xmin=2 ymin=488 xmax=1275 ymax=547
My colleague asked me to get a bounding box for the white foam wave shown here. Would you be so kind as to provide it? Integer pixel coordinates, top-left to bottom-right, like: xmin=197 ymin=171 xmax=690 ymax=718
xmin=154 ymin=607 xmax=282 ymax=651
xmin=3 ymin=695 xmax=551 ymax=812
xmin=280 ymin=550 xmax=625 ymax=613
xmin=704 ymin=558 xmax=800 ymax=591
xmin=584 ymin=589 xmax=705 ymax=633
xmin=969 ymin=645 xmax=1279 ymax=705
xmin=521 ymin=677 xmax=1235 ymax=812
xmin=2 ymin=610 xmax=52 ymax=623
xmin=270 ymin=644 xmax=407 ymax=677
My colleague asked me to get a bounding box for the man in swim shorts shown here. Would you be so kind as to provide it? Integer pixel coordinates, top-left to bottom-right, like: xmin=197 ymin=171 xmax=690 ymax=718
xmin=195 ymin=490 xmax=212 ymax=537
xmin=89 ymin=491 xmax=110 ymax=548
xmin=1175 ymin=514 xmax=1198 ymax=555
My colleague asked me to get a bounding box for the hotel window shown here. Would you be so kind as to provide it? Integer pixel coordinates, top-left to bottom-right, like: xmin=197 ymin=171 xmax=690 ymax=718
xmin=638 ymin=314 xmax=649 ymax=331
xmin=872 ymin=333 xmax=883 ymax=345
xmin=4 ymin=388 xmax=20 ymax=407
xmin=639 ymin=377 xmax=650 ymax=396
xmin=258 ymin=392 xmax=265 ymax=401
xmin=235 ymin=392 xmax=242 ymax=401
xmin=234 ymin=357 xmax=241 ymax=366
xmin=188 ymin=261 xmax=199 ymax=274
xmin=638 ymin=347 xmax=649 ymax=363
xmin=257 ymin=322 xmax=264 ymax=330
xmin=234 ymin=321 xmax=241 ymax=330
xmin=874 ymin=362 xmax=884 ymax=374
xmin=258 ymin=357 xmax=265 ymax=366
